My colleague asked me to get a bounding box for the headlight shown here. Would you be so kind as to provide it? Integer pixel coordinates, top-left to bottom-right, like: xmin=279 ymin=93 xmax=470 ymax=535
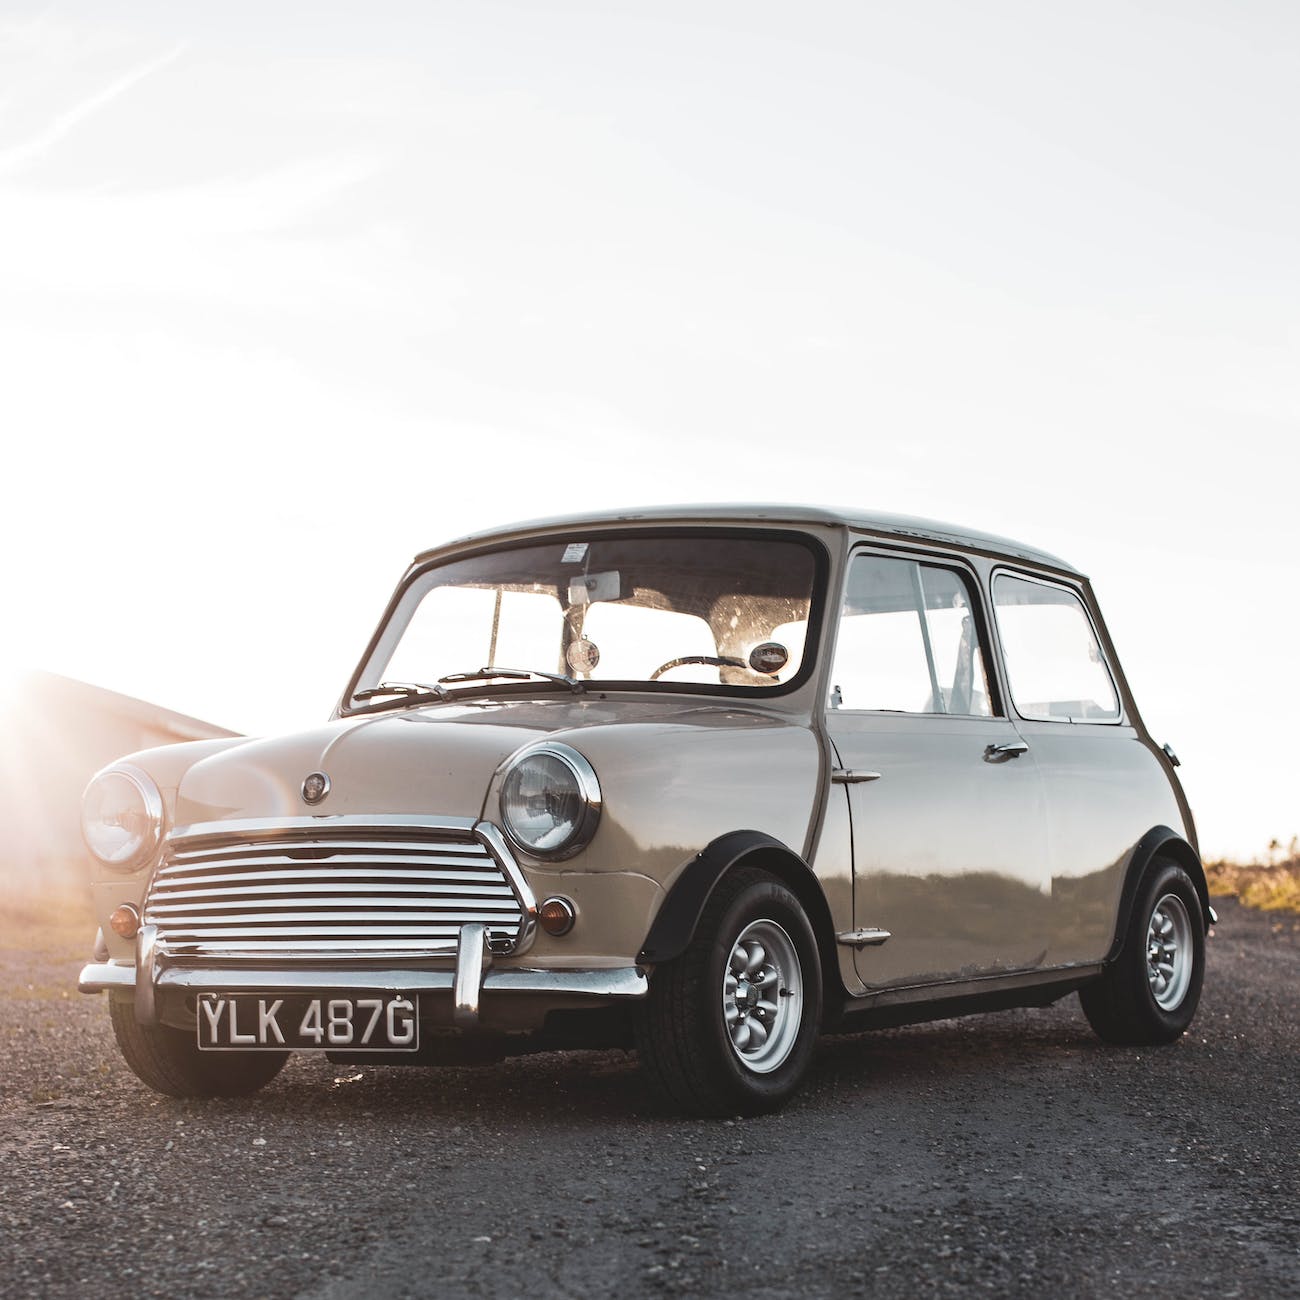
xmin=499 ymin=743 xmax=601 ymax=860
xmin=81 ymin=765 xmax=164 ymax=871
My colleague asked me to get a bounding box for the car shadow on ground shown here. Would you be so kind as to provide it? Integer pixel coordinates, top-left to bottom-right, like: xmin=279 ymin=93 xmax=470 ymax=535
xmin=183 ymin=1003 xmax=1108 ymax=1126
xmin=238 ymin=1043 xmax=658 ymax=1124
xmin=807 ymin=1009 xmax=1107 ymax=1093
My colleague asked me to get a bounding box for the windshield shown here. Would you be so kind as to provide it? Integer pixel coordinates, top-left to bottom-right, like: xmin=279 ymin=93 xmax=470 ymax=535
xmin=349 ymin=530 xmax=823 ymax=707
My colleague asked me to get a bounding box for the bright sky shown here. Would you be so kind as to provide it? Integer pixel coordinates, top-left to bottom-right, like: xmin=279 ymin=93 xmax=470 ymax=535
xmin=2 ymin=2 xmax=1296 ymax=857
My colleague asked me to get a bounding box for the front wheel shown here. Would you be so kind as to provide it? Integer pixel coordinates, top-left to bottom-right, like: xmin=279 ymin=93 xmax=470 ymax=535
xmin=1079 ymin=859 xmax=1206 ymax=1045
xmin=636 ymin=868 xmax=822 ymax=1116
xmin=109 ymin=998 xmax=289 ymax=1098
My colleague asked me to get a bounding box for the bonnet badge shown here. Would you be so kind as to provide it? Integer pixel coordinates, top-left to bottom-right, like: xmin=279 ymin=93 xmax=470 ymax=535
xmin=301 ymin=771 xmax=330 ymax=805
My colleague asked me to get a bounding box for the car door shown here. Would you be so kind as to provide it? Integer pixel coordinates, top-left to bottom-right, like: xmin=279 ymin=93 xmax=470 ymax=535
xmin=824 ymin=549 xmax=1052 ymax=989
xmin=989 ymin=569 xmax=1190 ymax=967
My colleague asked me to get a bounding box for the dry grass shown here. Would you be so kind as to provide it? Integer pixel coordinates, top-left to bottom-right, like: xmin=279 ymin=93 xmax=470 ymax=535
xmin=0 ymin=876 xmax=95 ymax=959
xmin=1205 ymin=841 xmax=1300 ymax=914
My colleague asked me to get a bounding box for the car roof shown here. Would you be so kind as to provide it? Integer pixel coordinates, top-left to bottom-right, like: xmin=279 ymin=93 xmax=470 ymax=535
xmin=420 ymin=504 xmax=1081 ymax=575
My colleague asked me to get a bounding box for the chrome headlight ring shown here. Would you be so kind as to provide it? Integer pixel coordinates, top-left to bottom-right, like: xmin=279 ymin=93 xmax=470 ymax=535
xmin=498 ymin=742 xmax=601 ymax=861
xmin=80 ymin=764 xmax=164 ymax=873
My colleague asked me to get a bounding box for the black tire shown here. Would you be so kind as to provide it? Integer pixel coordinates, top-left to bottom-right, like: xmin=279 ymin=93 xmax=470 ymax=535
xmin=636 ymin=867 xmax=822 ymax=1117
xmin=1079 ymin=859 xmax=1205 ymax=1045
xmin=109 ymin=998 xmax=289 ymax=1098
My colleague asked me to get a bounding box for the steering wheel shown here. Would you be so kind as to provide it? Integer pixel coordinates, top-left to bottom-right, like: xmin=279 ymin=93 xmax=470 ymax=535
xmin=649 ymin=654 xmax=756 ymax=681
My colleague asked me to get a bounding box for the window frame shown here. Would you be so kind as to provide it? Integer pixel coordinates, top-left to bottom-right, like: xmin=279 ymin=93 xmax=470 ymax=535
xmin=989 ymin=567 xmax=1124 ymax=726
xmin=828 ymin=545 xmax=1006 ymax=720
xmin=341 ymin=525 xmax=832 ymax=716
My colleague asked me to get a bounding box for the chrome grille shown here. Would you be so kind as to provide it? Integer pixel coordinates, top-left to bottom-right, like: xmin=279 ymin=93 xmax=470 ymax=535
xmin=144 ymin=821 xmax=527 ymax=962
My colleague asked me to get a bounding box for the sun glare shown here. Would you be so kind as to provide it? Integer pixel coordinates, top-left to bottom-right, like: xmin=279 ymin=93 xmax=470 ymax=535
xmin=0 ymin=663 xmax=32 ymax=717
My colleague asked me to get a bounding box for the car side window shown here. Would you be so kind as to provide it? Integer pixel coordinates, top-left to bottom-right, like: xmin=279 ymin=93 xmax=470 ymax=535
xmin=992 ymin=573 xmax=1120 ymax=722
xmin=830 ymin=555 xmax=993 ymax=715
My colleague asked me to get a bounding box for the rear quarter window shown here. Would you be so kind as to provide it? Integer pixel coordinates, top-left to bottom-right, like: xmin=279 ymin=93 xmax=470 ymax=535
xmin=992 ymin=573 xmax=1120 ymax=723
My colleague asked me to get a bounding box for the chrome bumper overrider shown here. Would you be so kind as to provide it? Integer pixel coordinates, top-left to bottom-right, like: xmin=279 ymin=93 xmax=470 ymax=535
xmin=78 ymin=927 xmax=647 ymax=1030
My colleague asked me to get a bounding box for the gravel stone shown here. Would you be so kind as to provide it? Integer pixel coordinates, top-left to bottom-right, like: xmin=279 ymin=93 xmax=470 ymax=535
xmin=0 ymin=899 xmax=1295 ymax=1297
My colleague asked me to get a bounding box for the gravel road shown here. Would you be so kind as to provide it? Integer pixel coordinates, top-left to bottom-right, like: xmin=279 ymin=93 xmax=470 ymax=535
xmin=2 ymin=897 xmax=1296 ymax=1299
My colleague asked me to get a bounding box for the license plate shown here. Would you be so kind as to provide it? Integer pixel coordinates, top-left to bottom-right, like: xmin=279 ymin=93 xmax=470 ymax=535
xmin=196 ymin=994 xmax=419 ymax=1052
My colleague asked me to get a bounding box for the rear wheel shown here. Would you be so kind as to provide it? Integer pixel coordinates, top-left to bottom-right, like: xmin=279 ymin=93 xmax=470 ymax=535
xmin=636 ymin=868 xmax=822 ymax=1116
xmin=1079 ymin=859 xmax=1205 ymax=1045
xmin=109 ymin=998 xmax=289 ymax=1098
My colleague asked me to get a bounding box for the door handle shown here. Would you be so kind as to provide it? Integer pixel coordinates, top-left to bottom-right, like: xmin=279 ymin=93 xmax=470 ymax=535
xmin=836 ymin=928 xmax=892 ymax=948
xmin=983 ymin=740 xmax=1029 ymax=762
xmin=831 ymin=768 xmax=883 ymax=784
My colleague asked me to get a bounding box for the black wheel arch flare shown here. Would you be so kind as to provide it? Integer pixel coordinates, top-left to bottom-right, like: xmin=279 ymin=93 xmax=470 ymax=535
xmin=637 ymin=830 xmax=846 ymax=998
xmin=1106 ymin=825 xmax=1212 ymax=964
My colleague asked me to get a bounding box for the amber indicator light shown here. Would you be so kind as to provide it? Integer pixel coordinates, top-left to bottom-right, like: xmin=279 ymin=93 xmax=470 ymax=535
xmin=109 ymin=904 xmax=141 ymax=939
xmin=538 ymin=897 xmax=576 ymax=937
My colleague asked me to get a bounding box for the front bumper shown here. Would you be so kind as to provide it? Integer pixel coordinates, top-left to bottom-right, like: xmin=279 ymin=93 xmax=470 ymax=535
xmin=80 ymin=923 xmax=648 ymax=1031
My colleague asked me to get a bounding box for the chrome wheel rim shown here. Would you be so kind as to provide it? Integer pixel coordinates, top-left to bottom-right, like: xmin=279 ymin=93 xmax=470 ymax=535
xmin=722 ymin=919 xmax=803 ymax=1074
xmin=1147 ymin=893 xmax=1193 ymax=1011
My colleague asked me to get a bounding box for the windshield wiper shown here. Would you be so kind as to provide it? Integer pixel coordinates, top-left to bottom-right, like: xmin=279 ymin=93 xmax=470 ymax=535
xmin=353 ymin=681 xmax=450 ymax=703
xmin=437 ymin=665 xmax=585 ymax=693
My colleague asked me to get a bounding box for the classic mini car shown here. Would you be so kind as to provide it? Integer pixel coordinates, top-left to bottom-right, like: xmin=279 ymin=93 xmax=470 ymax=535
xmin=79 ymin=506 xmax=1210 ymax=1115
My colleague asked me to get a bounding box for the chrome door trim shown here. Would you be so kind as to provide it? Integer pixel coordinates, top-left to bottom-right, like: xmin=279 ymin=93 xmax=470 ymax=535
xmin=848 ymin=961 xmax=1106 ymax=1005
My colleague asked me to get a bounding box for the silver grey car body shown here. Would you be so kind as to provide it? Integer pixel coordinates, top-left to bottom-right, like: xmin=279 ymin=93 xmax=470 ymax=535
xmin=79 ymin=505 xmax=1209 ymax=1113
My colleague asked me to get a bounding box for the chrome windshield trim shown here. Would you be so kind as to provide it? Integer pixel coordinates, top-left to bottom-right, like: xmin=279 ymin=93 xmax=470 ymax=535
xmin=78 ymin=961 xmax=649 ymax=1001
